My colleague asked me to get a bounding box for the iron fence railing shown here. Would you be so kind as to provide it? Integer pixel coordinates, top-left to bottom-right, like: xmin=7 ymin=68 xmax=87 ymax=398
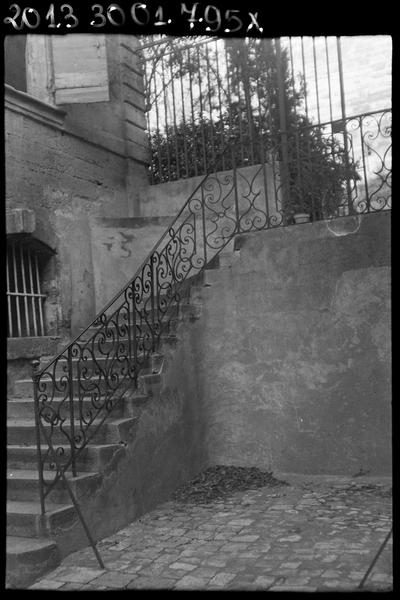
xmin=33 ymin=108 xmax=391 ymax=514
xmin=139 ymin=36 xmax=391 ymax=186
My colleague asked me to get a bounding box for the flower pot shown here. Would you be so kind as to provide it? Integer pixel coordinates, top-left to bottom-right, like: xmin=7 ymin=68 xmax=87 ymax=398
xmin=293 ymin=213 xmax=311 ymax=224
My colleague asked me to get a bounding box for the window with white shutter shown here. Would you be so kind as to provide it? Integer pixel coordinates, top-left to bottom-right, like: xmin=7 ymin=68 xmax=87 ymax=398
xmin=25 ymin=34 xmax=110 ymax=105
xmin=51 ymin=34 xmax=110 ymax=104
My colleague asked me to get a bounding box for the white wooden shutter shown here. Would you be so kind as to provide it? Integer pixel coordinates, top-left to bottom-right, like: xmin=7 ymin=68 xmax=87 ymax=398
xmin=51 ymin=34 xmax=110 ymax=104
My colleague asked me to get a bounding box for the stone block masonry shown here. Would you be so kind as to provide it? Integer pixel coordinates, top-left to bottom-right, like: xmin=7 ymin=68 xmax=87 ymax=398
xmin=5 ymin=35 xmax=149 ymax=347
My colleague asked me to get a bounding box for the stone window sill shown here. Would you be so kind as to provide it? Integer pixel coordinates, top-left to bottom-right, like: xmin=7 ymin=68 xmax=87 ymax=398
xmin=5 ymin=84 xmax=66 ymax=128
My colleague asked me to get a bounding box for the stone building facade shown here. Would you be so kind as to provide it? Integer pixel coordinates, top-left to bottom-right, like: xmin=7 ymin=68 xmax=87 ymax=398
xmin=5 ymin=34 xmax=149 ymax=390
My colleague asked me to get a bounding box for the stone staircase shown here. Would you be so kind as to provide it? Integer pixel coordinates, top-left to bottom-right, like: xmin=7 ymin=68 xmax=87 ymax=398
xmin=6 ymin=255 xmax=232 ymax=588
xmin=7 ymin=371 xmax=149 ymax=587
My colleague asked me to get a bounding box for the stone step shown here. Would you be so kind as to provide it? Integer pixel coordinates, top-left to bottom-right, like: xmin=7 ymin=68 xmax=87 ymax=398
xmin=7 ymin=415 xmax=138 ymax=446
xmin=7 ymin=392 xmax=150 ymax=420
xmin=7 ymin=442 xmax=124 ymax=473
xmin=13 ymin=373 xmax=139 ymax=397
xmin=14 ymin=359 xmax=167 ymax=397
xmin=6 ymin=535 xmax=61 ymax=589
xmin=7 ymin=500 xmax=76 ymax=539
xmin=77 ymin=301 xmax=202 ymax=342
xmin=77 ymin=315 xmax=182 ymax=344
xmin=7 ymin=396 xmax=124 ymax=420
xmin=6 ymin=469 xmax=102 ymax=504
xmin=35 ymin=354 xmax=153 ymax=382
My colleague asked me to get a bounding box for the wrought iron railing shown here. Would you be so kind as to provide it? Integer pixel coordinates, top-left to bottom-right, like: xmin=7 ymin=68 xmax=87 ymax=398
xmin=33 ymin=108 xmax=391 ymax=515
xmin=140 ymin=36 xmax=391 ymax=184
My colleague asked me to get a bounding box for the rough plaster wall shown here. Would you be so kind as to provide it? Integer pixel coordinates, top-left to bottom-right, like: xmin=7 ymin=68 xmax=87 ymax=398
xmin=340 ymin=36 xmax=392 ymax=116
xmin=193 ymin=213 xmax=391 ymax=475
xmin=5 ymin=107 xmax=144 ymax=337
xmin=137 ymin=163 xmax=279 ymax=219
xmin=6 ymin=34 xmax=149 ymax=338
xmin=90 ymin=217 xmax=171 ymax=312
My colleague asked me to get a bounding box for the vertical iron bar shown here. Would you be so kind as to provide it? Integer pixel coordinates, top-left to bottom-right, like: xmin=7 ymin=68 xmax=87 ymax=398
xmin=150 ymin=255 xmax=156 ymax=352
xmin=359 ymin=116 xmax=370 ymax=212
xmin=301 ymin=37 xmax=309 ymax=120
xmin=196 ymin=46 xmax=207 ymax=174
xmin=288 ymin=36 xmax=298 ymax=121
xmin=262 ymin=38 xmax=281 ymax=216
xmin=215 ymin=40 xmax=226 ymax=170
xmin=169 ymin=57 xmax=180 ymax=180
xmin=325 ymin=37 xmax=334 ymax=123
xmin=142 ymin=51 xmax=154 ymax=184
xmin=37 ymin=416 xmax=105 ymax=570
xmin=224 ymin=42 xmax=234 ymax=131
xmin=34 ymin=252 xmax=44 ymax=336
xmin=308 ymin=129 xmax=316 ymax=220
xmin=131 ymin=281 xmax=138 ymax=386
xmin=205 ymin=42 xmax=216 ymax=169
xmin=288 ymin=36 xmax=302 ymax=213
xmin=152 ymin=58 xmax=163 ymax=182
xmin=224 ymin=42 xmax=235 ymax=169
xmin=232 ymin=161 xmax=240 ymax=234
xmin=20 ymin=246 xmax=30 ymax=336
xmin=242 ymin=43 xmax=255 ymax=166
xmin=336 ymin=36 xmax=353 ymax=212
xmin=325 ymin=37 xmax=338 ymax=209
xmin=275 ymin=38 xmax=291 ymax=221
xmin=28 ymin=249 xmax=38 ymax=336
xmin=32 ymin=360 xmax=46 ymax=514
xmin=200 ymin=185 xmax=208 ymax=266
xmin=312 ymin=37 xmax=321 ymax=123
xmin=178 ymin=52 xmax=189 ymax=178
xmin=358 ymin=526 xmax=393 ymax=589
xmin=188 ymin=47 xmax=198 ymax=177
xmin=67 ymin=346 xmax=77 ymax=477
xmin=288 ymin=37 xmax=296 ymax=96
xmin=12 ymin=244 xmax=22 ymax=337
xmin=234 ymin=57 xmax=245 ymax=165
xmin=160 ymin=56 xmax=171 ymax=180
xmin=336 ymin=37 xmax=347 ymax=123
xmin=294 ymin=128 xmax=303 ymax=207
xmin=6 ymin=251 xmax=13 ymax=337
xmin=256 ymin=68 xmax=270 ymax=219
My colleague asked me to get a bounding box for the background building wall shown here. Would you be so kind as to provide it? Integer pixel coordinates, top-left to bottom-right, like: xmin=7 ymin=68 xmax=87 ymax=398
xmin=283 ymin=35 xmax=392 ymax=123
xmin=5 ymin=35 xmax=149 ymax=339
xmin=5 ymin=35 xmax=149 ymax=392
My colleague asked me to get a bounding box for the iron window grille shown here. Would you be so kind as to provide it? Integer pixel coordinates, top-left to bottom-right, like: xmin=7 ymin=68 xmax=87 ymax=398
xmin=7 ymin=240 xmax=46 ymax=338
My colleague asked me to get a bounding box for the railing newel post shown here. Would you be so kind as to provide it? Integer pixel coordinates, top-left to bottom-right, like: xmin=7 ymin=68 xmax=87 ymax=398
xmin=67 ymin=346 xmax=77 ymax=477
xmin=200 ymin=184 xmax=208 ymax=267
xmin=150 ymin=253 xmax=158 ymax=352
xmin=359 ymin=115 xmax=370 ymax=213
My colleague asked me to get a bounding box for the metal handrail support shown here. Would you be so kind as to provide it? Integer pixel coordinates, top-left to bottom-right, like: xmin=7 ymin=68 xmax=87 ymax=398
xmin=32 ymin=360 xmax=105 ymax=568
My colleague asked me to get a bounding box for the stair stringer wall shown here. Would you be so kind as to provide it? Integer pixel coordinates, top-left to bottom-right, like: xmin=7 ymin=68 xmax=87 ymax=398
xmin=187 ymin=212 xmax=391 ymax=476
xmin=41 ymin=311 xmax=210 ymax=558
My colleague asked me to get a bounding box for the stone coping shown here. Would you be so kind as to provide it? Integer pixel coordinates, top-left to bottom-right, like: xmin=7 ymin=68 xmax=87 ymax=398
xmin=5 ymin=84 xmax=66 ymax=128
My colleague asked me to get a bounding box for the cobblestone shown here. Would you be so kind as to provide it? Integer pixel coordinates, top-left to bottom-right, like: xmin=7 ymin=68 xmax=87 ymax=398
xmin=27 ymin=474 xmax=392 ymax=591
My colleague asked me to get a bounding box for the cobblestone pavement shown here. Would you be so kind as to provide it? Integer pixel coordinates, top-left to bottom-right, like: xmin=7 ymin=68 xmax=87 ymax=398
xmin=29 ymin=474 xmax=392 ymax=591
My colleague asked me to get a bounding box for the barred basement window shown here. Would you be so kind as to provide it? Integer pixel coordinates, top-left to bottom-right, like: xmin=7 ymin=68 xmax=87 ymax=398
xmin=7 ymin=241 xmax=46 ymax=338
